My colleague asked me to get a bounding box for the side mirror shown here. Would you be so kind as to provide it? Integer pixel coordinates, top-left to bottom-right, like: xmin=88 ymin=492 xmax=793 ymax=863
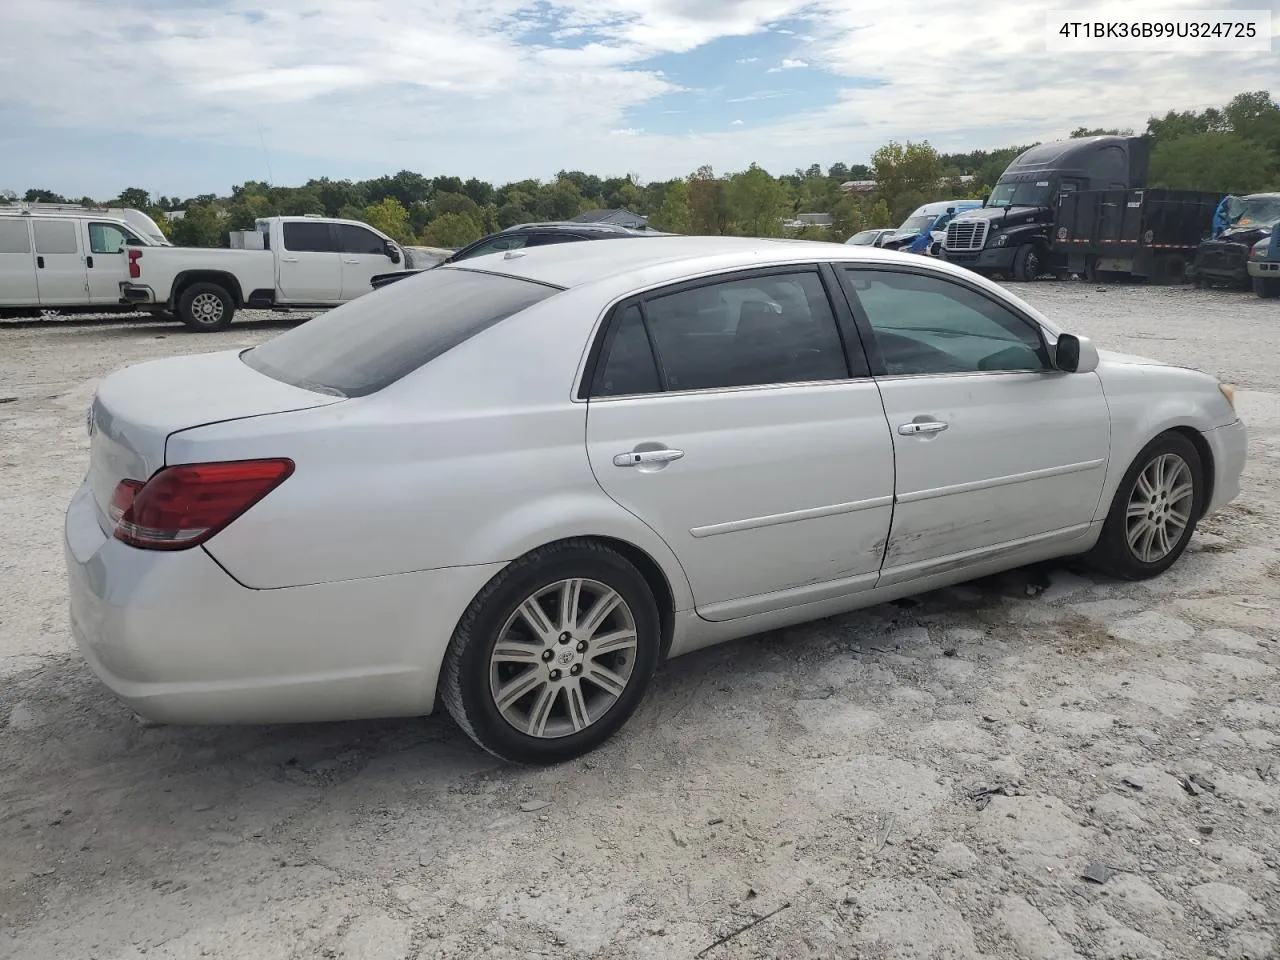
xmin=1055 ymin=333 xmax=1099 ymax=374
xmin=386 ymin=242 xmax=401 ymax=264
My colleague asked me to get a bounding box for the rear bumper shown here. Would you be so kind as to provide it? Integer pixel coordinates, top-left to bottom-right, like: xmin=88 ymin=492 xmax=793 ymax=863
xmin=64 ymin=480 xmax=504 ymax=725
xmin=120 ymin=283 xmax=158 ymax=304
xmin=1202 ymin=419 xmax=1248 ymax=517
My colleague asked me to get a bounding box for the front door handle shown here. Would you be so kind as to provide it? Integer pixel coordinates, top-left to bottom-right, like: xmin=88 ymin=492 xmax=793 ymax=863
xmin=343 ymin=258 xmax=359 ymax=264
xmin=86 ymin=255 xmax=94 ymax=268
xmin=281 ymin=257 xmax=299 ymax=263
xmin=37 ymin=256 xmax=45 ymax=269
xmin=613 ymin=448 xmax=684 ymax=467
xmin=898 ymin=420 xmax=948 ymax=436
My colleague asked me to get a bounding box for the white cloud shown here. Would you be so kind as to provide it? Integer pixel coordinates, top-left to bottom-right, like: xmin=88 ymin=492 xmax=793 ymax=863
xmin=735 ymin=56 xmax=759 ymax=63
xmin=732 ymin=119 xmax=744 ymax=125
xmin=1 ymin=0 xmax=1275 ymax=195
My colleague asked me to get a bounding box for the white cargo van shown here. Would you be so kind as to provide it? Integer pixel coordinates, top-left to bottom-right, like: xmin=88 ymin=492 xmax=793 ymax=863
xmin=0 ymin=205 xmax=167 ymax=318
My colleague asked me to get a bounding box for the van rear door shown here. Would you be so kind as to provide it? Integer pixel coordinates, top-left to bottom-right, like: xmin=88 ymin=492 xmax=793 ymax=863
xmin=0 ymin=219 xmax=39 ymax=306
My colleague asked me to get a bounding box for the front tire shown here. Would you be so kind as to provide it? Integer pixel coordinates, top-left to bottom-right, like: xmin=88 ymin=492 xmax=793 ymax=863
xmin=440 ymin=540 xmax=662 ymax=764
xmin=1254 ymin=276 xmax=1280 ymax=299
xmin=178 ymin=282 xmax=235 ymax=331
xmin=1012 ymin=244 xmax=1042 ymax=282
xmin=1087 ymin=432 xmax=1205 ymax=580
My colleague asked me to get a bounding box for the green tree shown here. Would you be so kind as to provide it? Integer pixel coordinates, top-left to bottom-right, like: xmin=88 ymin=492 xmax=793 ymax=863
xmin=651 ymin=180 xmax=691 ymax=233
xmin=831 ymin=195 xmax=865 ymax=238
xmin=1069 ymin=126 xmax=1132 ymax=138
xmin=724 ymin=163 xmax=790 ymax=237
xmin=170 ymin=202 xmax=224 ymax=247
xmin=23 ymin=188 xmax=68 ymax=203
xmin=536 ymin=178 xmax=585 ymax=220
xmin=1149 ymin=133 xmax=1277 ymax=194
xmin=431 ymin=191 xmax=483 ymax=225
xmin=362 ymin=197 xmax=413 ymax=243
xmin=866 ymin=199 xmax=892 ymax=228
xmin=1222 ymin=90 xmax=1280 ymax=153
xmin=688 ymin=170 xmax=729 ymax=235
xmin=871 ymin=140 xmax=942 ymax=211
xmin=114 ymin=187 xmax=152 ymax=209
xmin=497 ymin=202 xmax=533 ymax=229
xmin=421 ymin=212 xmax=482 ymax=247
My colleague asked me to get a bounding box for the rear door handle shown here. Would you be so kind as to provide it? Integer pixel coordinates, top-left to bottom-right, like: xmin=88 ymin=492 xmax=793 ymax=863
xmin=86 ymin=256 xmax=94 ymax=268
xmin=343 ymin=258 xmax=359 ymax=264
xmin=37 ymin=256 xmax=45 ymax=269
xmin=282 ymin=257 xmax=299 ymax=263
xmin=613 ymin=448 xmax=684 ymax=467
xmin=898 ymin=420 xmax=948 ymax=436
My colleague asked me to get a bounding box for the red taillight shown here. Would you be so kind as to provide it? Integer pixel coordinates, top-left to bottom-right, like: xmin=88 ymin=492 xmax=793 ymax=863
xmin=111 ymin=459 xmax=294 ymax=551
xmin=128 ymin=248 xmax=142 ymax=278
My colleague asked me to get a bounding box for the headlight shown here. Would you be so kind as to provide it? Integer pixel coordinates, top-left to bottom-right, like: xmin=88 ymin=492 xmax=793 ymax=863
xmin=995 ymin=235 xmax=1008 ymax=247
xmin=1252 ymin=238 xmax=1271 ymax=258
xmin=1219 ymin=382 xmax=1237 ymax=410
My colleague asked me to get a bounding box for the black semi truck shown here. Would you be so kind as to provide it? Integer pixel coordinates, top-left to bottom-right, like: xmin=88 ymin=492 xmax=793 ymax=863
xmin=940 ymin=135 xmax=1220 ymax=283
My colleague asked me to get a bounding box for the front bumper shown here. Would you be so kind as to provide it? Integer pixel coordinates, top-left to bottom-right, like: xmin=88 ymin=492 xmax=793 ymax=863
xmin=64 ymin=480 xmax=504 ymax=725
xmin=1190 ymin=244 xmax=1250 ymax=283
xmin=939 ymin=245 xmax=1017 ymax=271
xmin=1247 ymin=259 xmax=1280 ymax=279
xmin=1202 ymin=419 xmax=1248 ymax=518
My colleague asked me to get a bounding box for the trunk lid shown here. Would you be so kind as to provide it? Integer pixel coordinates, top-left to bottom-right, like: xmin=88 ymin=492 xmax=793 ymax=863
xmin=87 ymin=348 xmax=343 ymax=533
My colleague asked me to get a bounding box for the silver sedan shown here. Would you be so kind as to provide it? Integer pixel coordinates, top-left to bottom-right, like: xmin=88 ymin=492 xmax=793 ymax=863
xmin=64 ymin=237 xmax=1247 ymax=763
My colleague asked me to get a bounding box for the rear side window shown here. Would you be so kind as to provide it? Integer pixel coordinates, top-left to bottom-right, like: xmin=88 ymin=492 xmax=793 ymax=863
xmin=594 ymin=305 xmax=660 ymax=397
xmin=0 ymin=221 xmax=30 ymax=253
xmin=282 ymin=221 xmax=336 ymax=252
xmin=33 ymin=220 xmax=79 ymax=254
xmin=242 ymin=268 xmax=559 ymax=397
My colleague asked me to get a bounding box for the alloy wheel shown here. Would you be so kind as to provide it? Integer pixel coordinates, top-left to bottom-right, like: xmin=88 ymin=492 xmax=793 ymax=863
xmin=1125 ymin=453 xmax=1195 ymax=563
xmin=488 ymin=578 xmax=638 ymax=738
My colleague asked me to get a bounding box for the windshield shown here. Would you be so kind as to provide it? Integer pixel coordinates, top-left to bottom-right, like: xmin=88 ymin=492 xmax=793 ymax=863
xmin=896 ymin=214 xmax=935 ymax=233
xmin=1232 ymin=196 xmax=1280 ymax=227
xmin=987 ymin=180 xmax=1054 ymax=208
xmin=846 ymin=230 xmax=882 ymax=245
xmin=242 ymin=267 xmax=559 ymax=397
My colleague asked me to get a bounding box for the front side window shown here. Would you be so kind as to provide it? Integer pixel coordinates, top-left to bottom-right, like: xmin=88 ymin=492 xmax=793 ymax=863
xmin=282 ymin=221 xmax=336 ymax=253
xmin=452 ymin=233 xmax=529 ymax=261
xmin=845 ymin=268 xmax=1049 ymax=376
xmin=638 ymin=271 xmax=850 ymax=392
xmin=88 ymin=222 xmax=131 ymax=254
xmin=338 ymin=224 xmax=386 ymax=255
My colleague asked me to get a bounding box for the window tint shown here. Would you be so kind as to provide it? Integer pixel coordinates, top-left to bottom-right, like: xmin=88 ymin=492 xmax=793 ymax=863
xmin=0 ymin=221 xmax=30 ymax=254
xmin=242 ymin=267 xmax=558 ymax=397
xmin=33 ymin=220 xmax=78 ymax=255
xmin=88 ymin=222 xmax=130 ymax=254
xmin=338 ymin=224 xmax=386 ymax=255
xmin=594 ymin=305 xmax=660 ymax=397
xmin=528 ymin=233 xmax=585 ymax=246
xmin=282 ymin=221 xmax=336 ymax=252
xmin=845 ymin=268 xmax=1049 ymax=375
xmin=453 ymin=233 xmax=528 ymax=261
xmin=640 ymin=271 xmax=849 ymax=391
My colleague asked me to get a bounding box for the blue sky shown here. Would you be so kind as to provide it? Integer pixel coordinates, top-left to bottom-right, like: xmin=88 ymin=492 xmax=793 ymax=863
xmin=1 ymin=0 xmax=1276 ymax=200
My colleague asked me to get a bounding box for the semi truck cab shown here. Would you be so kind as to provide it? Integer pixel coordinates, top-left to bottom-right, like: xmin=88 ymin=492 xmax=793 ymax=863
xmin=942 ymin=135 xmax=1148 ymax=281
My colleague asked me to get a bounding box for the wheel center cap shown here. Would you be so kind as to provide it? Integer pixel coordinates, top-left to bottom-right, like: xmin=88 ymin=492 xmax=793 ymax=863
xmin=557 ymin=649 xmax=575 ymax=666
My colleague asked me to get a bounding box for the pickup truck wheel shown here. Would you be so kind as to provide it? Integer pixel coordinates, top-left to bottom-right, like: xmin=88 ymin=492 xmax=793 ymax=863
xmin=1255 ymin=276 xmax=1280 ymax=298
xmin=178 ymin=283 xmax=235 ymax=331
xmin=1011 ymin=244 xmax=1042 ymax=282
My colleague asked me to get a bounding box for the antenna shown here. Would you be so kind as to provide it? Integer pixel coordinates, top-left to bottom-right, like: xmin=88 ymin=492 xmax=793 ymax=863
xmin=257 ymin=122 xmax=274 ymax=185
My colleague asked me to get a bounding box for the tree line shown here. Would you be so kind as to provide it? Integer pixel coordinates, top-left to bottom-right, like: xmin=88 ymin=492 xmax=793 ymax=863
xmin=4 ymin=90 xmax=1276 ymax=250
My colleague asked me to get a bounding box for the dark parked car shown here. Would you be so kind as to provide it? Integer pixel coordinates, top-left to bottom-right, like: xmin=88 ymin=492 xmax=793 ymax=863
xmin=1187 ymin=193 xmax=1280 ymax=289
xmin=370 ymin=221 xmax=668 ymax=289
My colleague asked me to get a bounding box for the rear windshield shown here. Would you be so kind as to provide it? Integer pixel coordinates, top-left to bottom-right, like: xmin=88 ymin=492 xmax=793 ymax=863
xmin=242 ymin=267 xmax=559 ymax=397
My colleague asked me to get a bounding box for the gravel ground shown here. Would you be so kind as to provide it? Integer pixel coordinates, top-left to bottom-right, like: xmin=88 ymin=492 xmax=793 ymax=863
xmin=2 ymin=283 xmax=1278 ymax=960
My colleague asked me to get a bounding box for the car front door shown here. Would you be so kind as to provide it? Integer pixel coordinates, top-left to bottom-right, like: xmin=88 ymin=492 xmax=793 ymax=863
xmin=0 ymin=219 xmax=39 ymax=306
xmin=584 ymin=266 xmax=896 ymax=621
xmin=277 ymin=221 xmax=341 ymax=303
xmin=837 ymin=265 xmax=1111 ymax=584
xmin=32 ymin=218 xmax=89 ymax=305
xmin=337 ymin=223 xmax=395 ymax=299
xmin=84 ymin=221 xmax=135 ymax=304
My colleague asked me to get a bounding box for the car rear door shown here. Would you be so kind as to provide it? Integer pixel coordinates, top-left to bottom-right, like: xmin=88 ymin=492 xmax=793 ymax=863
xmin=0 ymin=219 xmax=39 ymax=306
xmin=836 ymin=264 xmax=1111 ymax=584
xmin=337 ymin=223 xmax=396 ymax=299
xmin=31 ymin=218 xmax=89 ymax=305
xmin=276 ymin=220 xmax=341 ymax=303
xmin=584 ymin=265 xmax=896 ymax=621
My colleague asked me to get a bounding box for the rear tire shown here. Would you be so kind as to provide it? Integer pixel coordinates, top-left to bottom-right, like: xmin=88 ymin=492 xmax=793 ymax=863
xmin=440 ymin=540 xmax=662 ymax=765
xmin=1253 ymin=276 xmax=1280 ymax=299
xmin=1086 ymin=432 xmax=1205 ymax=581
xmin=178 ymin=282 xmax=235 ymax=331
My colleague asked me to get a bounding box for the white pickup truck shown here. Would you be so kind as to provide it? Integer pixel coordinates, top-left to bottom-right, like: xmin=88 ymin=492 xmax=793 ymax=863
xmin=122 ymin=216 xmax=409 ymax=330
